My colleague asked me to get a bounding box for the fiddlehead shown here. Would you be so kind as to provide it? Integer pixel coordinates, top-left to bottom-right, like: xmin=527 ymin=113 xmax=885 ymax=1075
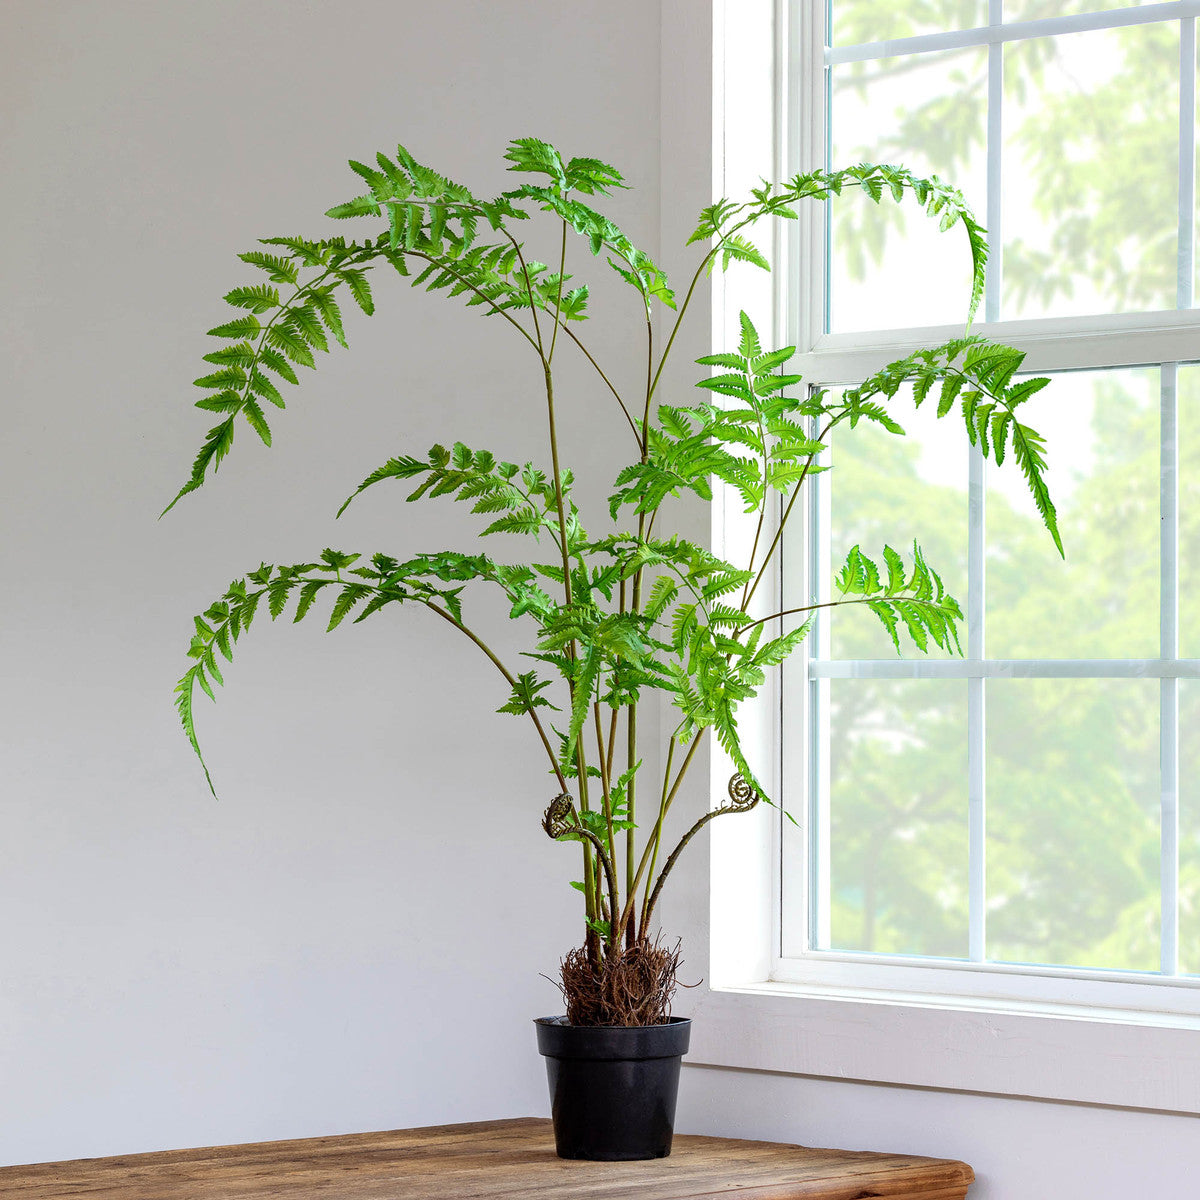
xmin=542 ymin=792 xmax=621 ymax=947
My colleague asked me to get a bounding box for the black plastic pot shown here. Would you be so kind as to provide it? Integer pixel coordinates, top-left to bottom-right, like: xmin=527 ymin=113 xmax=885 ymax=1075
xmin=534 ymin=1015 xmax=691 ymax=1161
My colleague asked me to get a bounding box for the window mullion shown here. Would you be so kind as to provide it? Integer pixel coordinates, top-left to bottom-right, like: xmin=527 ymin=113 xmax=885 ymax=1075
xmin=1162 ymin=363 xmax=1181 ymax=977
xmin=968 ymin=456 xmax=987 ymax=964
xmin=808 ymin=426 xmax=832 ymax=951
xmin=967 ymin=0 xmax=1003 ymax=966
xmin=1179 ymin=16 xmax=1196 ymax=309
xmin=986 ymin=0 xmax=1003 ymax=325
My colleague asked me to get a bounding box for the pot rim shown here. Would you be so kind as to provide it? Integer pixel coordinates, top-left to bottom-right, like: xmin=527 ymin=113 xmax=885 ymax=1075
xmin=534 ymin=1015 xmax=691 ymax=1029
xmin=534 ymin=1014 xmax=692 ymax=1061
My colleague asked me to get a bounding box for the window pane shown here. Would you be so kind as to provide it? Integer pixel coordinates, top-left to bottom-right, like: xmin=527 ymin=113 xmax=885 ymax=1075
xmin=987 ymin=367 xmax=1159 ymax=659
xmin=829 ymin=46 xmax=987 ymax=332
xmin=829 ymin=387 xmax=968 ymax=660
xmin=828 ymin=679 xmax=968 ymax=957
xmin=1001 ymin=23 xmax=1179 ymax=319
xmin=987 ymin=679 xmax=1160 ymax=971
xmin=1181 ymin=681 xmax=1200 ymax=976
xmin=1005 ymin=0 xmax=1157 ymax=18
xmin=1182 ymin=369 xmax=1200 ymax=659
xmin=830 ymin=1 xmax=987 ymax=45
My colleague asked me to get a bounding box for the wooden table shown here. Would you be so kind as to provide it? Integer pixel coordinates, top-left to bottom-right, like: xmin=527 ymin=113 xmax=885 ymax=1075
xmin=0 ymin=1117 xmax=975 ymax=1198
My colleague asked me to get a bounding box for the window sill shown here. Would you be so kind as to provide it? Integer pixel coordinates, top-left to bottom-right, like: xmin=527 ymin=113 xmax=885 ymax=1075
xmin=684 ymin=980 xmax=1200 ymax=1114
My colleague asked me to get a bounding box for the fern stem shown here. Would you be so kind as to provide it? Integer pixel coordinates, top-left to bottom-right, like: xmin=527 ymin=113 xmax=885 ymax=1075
xmin=625 ymin=702 xmax=637 ymax=946
xmin=742 ymin=419 xmax=836 ymax=611
xmin=625 ymin=509 xmax=648 ymax=933
xmin=540 ymin=352 xmax=598 ymax=935
xmin=734 ymin=594 xmax=948 ymax=637
xmin=504 ymin=232 xmax=544 ymax=354
xmin=639 ymin=732 xmax=704 ymax=935
xmin=641 ymin=314 xmax=654 ymax=457
xmin=559 ymin=324 xmax=640 ymax=443
xmin=405 ymin=248 xmax=540 ymax=351
xmin=547 ymin=221 xmax=567 ymax=364
xmin=638 ymin=729 xmax=700 ymax=936
xmin=593 ymin=702 xmax=616 ymax=862
xmin=739 ymin=362 xmax=774 ymax=609
xmin=646 ymin=242 xmax=720 ymax=410
xmin=542 ymin=364 xmax=574 ymax=607
xmin=613 ymin=728 xmax=674 ymax=948
xmin=423 ymin=601 xmax=567 ymax=790
xmin=605 ymin=705 xmax=619 ymax=785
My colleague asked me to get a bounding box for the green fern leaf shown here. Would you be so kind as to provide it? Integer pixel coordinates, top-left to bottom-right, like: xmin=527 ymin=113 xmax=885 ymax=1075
xmin=325 ymin=194 xmax=381 ymax=220
xmin=265 ymin=324 xmax=316 ymax=368
xmin=194 ymin=389 xmax=243 ymax=414
xmin=238 ymin=251 xmax=299 ymax=286
xmin=258 ymin=347 xmax=299 ymax=385
xmin=247 ymin=370 xmax=285 ymax=409
xmin=207 ymin=316 xmax=261 ymax=339
xmin=288 ymin=305 xmax=329 ymax=353
xmin=223 ymin=284 xmax=281 ymax=313
xmin=242 ymin=397 xmax=272 ymax=446
xmin=310 ymin=287 xmax=348 ymax=347
xmin=339 ymin=268 xmax=374 ymax=315
xmin=327 ymin=584 xmax=369 ymax=630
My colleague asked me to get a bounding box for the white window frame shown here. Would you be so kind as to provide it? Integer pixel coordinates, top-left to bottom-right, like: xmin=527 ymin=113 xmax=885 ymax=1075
xmin=684 ymin=0 xmax=1200 ymax=1116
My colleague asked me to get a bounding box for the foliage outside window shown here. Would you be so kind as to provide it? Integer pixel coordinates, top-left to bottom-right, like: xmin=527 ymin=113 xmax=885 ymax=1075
xmin=783 ymin=0 xmax=1200 ymax=996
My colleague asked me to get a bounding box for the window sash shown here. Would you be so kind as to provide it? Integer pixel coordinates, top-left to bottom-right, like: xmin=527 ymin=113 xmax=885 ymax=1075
xmin=828 ymin=0 xmax=1200 ymax=66
xmin=788 ymin=359 xmax=1192 ymax=986
xmin=779 ymin=0 xmax=1200 ymax=994
xmin=802 ymin=3 xmax=1200 ymax=340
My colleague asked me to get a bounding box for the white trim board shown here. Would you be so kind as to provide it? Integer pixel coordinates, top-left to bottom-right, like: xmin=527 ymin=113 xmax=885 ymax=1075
xmin=687 ymin=983 xmax=1200 ymax=1114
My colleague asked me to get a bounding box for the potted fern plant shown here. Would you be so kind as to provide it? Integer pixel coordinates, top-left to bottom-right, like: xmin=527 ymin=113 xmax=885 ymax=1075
xmin=168 ymin=137 xmax=1061 ymax=1161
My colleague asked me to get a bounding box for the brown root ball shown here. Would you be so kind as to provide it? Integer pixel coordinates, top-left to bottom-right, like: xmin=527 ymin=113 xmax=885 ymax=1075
xmin=555 ymin=938 xmax=682 ymax=1026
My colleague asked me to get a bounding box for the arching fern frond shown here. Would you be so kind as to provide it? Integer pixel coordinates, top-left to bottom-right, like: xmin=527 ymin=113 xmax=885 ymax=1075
xmin=690 ymin=163 xmax=988 ymax=323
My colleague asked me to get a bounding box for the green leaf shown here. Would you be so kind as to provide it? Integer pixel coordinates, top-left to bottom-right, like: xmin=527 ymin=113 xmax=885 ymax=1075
xmin=223 ymin=284 xmax=281 ymax=313
xmin=294 ymin=579 xmax=329 ymax=622
xmin=258 ymin=347 xmax=299 ymax=385
xmin=288 ymin=305 xmax=329 ymax=353
xmin=201 ymin=343 xmax=257 ymax=368
xmin=325 ymin=194 xmax=381 ymax=220
xmin=327 ymin=583 xmax=369 ymax=630
xmin=238 ymin=251 xmax=299 ymax=285
xmin=720 ymin=233 xmax=770 ymax=272
xmin=696 ymin=351 xmax=747 ymax=370
xmin=193 ymin=367 xmax=245 ymax=390
xmin=737 ymin=311 xmax=762 ymax=360
xmin=311 ymin=287 xmax=348 ymax=347
xmin=266 ymin=323 xmax=316 ymax=369
xmin=339 ymin=268 xmax=375 ymax=315
xmin=937 ymin=373 xmax=965 ymax=417
xmin=247 ymin=370 xmax=285 ymax=409
xmin=194 ymin=389 xmax=243 ymax=414
xmin=242 ymin=396 xmax=272 ymax=446
xmin=207 ymin=315 xmax=261 ymax=339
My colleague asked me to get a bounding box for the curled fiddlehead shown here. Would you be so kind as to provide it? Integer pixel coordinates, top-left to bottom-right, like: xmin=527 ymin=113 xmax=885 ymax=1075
xmin=542 ymin=792 xmax=621 ymax=941
xmin=724 ymin=773 xmax=758 ymax=813
xmin=542 ymin=792 xmax=576 ymax=839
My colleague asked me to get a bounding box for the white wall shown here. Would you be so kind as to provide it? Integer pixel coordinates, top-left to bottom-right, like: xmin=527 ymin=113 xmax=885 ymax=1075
xmin=1 ymin=0 xmax=660 ymax=1166
xmin=4 ymin=0 xmax=1197 ymax=1191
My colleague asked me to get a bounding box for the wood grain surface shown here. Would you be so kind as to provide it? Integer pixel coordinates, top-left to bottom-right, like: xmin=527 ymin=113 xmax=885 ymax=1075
xmin=0 ymin=1116 xmax=974 ymax=1198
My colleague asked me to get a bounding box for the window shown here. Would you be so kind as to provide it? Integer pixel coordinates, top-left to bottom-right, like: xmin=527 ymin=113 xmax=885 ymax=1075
xmin=777 ymin=0 xmax=1200 ymax=1013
